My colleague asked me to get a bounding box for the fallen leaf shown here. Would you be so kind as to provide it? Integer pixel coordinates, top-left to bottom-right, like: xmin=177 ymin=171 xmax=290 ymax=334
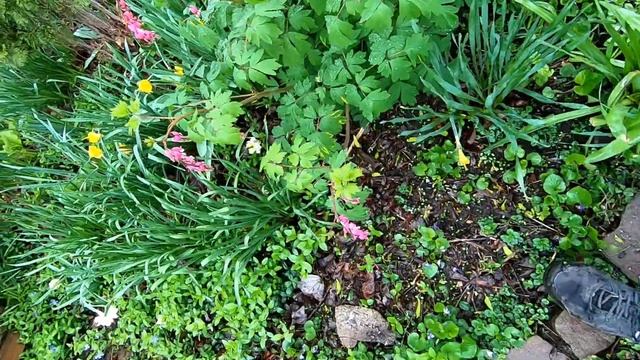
xmin=361 ymin=272 xmax=375 ymax=299
xmin=484 ymin=296 xmax=494 ymax=311
xmin=502 ymin=245 xmax=514 ymax=257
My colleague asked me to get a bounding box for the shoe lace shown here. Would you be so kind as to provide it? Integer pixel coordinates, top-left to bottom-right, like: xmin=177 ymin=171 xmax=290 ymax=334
xmin=592 ymin=288 xmax=640 ymax=341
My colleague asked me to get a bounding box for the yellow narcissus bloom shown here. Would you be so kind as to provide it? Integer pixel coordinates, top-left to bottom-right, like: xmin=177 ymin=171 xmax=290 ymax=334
xmin=88 ymin=145 xmax=104 ymax=159
xmin=86 ymin=131 xmax=102 ymax=144
xmin=174 ymin=66 xmax=184 ymax=76
xmin=137 ymin=79 xmax=153 ymax=94
xmin=457 ymin=147 xmax=470 ymax=169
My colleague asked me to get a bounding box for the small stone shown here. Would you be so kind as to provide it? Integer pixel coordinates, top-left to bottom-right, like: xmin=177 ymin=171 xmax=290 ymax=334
xmin=507 ymin=336 xmax=568 ymax=360
xmin=298 ymin=274 xmax=325 ymax=301
xmin=554 ymin=311 xmax=616 ymax=359
xmin=291 ymin=306 xmax=307 ymax=325
xmin=335 ymin=305 xmax=395 ymax=348
xmin=604 ymin=195 xmax=640 ymax=283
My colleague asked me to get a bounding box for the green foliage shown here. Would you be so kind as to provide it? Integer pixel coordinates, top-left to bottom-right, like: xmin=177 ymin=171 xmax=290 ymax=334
xmin=416 ymin=226 xmax=449 ymax=258
xmin=2 ymin=225 xmax=329 ymax=359
xmin=187 ymin=90 xmax=244 ymax=147
xmin=520 ymin=0 xmax=640 ymax=163
xmin=394 ymin=0 xmax=574 ymax=144
xmin=128 ymin=0 xmax=461 ymax=152
xmin=4 ymin=0 xmax=640 ymax=359
xmin=2 ymin=118 xmax=321 ymax=306
xmin=0 ymin=52 xmax=77 ymax=118
xmin=413 ymin=140 xmax=461 ymax=181
xmin=469 ymin=288 xmax=549 ymax=356
xmin=584 ymin=71 xmax=640 ymax=163
xmin=394 ymin=310 xmax=478 ymax=360
xmin=0 ymin=0 xmax=83 ymax=66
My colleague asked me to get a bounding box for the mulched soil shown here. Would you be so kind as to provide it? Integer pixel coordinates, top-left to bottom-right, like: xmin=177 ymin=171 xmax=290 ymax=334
xmin=285 ymin=123 xmax=554 ymax=348
xmin=287 ymin=116 xmax=636 ymax=356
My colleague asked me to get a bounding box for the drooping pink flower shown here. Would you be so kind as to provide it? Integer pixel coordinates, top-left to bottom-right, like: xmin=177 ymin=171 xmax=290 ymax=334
xmin=164 ymin=146 xmax=186 ymax=162
xmin=164 ymin=146 xmax=211 ymax=173
xmin=189 ymin=5 xmax=201 ymax=17
xmin=118 ymin=0 xmax=157 ymax=44
xmin=184 ymin=160 xmax=210 ymax=173
xmin=338 ymin=215 xmax=369 ymax=241
xmin=168 ymin=131 xmax=188 ymax=142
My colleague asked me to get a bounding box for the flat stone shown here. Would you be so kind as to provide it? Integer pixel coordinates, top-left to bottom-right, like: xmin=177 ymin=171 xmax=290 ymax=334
xmin=554 ymin=311 xmax=615 ymax=359
xmin=298 ymin=274 xmax=325 ymax=301
xmin=335 ymin=305 xmax=395 ymax=348
xmin=604 ymin=195 xmax=640 ymax=283
xmin=507 ymin=336 xmax=568 ymax=360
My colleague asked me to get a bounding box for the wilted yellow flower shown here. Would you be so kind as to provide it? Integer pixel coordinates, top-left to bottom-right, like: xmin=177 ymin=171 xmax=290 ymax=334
xmin=144 ymin=137 xmax=156 ymax=148
xmin=88 ymin=145 xmax=103 ymax=159
xmin=85 ymin=131 xmax=102 ymax=144
xmin=117 ymin=143 xmax=132 ymax=155
xmin=174 ymin=66 xmax=184 ymax=76
xmin=137 ymin=79 xmax=153 ymax=94
xmin=457 ymin=147 xmax=470 ymax=169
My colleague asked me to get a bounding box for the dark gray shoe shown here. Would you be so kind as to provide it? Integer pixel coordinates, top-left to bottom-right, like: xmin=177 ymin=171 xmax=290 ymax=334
xmin=545 ymin=264 xmax=640 ymax=343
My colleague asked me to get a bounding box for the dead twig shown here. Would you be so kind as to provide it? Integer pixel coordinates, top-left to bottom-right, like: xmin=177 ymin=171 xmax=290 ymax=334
xmin=343 ymin=103 xmax=351 ymax=149
xmin=450 ymin=237 xmax=493 ymax=243
xmin=347 ymin=128 xmax=365 ymax=156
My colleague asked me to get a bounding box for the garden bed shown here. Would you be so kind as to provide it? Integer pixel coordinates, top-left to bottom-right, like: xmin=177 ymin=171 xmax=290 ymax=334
xmin=2 ymin=0 xmax=640 ymax=359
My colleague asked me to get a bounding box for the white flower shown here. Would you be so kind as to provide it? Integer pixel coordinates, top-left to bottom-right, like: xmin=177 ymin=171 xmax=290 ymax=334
xmin=48 ymin=278 xmax=61 ymax=290
xmin=245 ymin=137 xmax=262 ymax=154
xmin=93 ymin=306 xmax=119 ymax=327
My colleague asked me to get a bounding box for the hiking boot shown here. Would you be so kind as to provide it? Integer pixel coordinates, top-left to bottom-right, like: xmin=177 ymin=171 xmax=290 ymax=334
xmin=545 ymin=263 xmax=640 ymax=343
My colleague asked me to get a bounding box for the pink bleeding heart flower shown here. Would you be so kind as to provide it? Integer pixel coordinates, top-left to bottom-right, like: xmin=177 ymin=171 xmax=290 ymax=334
xmin=183 ymin=160 xmax=211 ymax=173
xmin=164 ymin=146 xmax=186 ymax=162
xmin=189 ymin=5 xmax=202 ymax=17
xmin=164 ymin=146 xmax=211 ymax=173
xmin=118 ymin=0 xmax=157 ymax=43
xmin=168 ymin=131 xmax=188 ymax=142
xmin=337 ymin=215 xmax=369 ymax=241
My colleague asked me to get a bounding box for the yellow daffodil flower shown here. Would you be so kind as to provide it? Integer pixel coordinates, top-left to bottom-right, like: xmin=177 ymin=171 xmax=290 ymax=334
xmin=85 ymin=131 xmax=102 ymax=144
xmin=457 ymin=147 xmax=470 ymax=169
xmin=174 ymin=66 xmax=184 ymax=77
xmin=137 ymin=79 xmax=153 ymax=94
xmin=88 ymin=145 xmax=104 ymax=159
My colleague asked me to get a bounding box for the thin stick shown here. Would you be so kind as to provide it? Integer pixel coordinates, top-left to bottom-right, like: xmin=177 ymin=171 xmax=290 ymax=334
xmin=347 ymin=128 xmax=365 ymax=155
xmin=450 ymin=237 xmax=493 ymax=243
xmin=529 ymin=217 xmax=561 ymax=234
xmin=343 ymin=103 xmax=351 ymax=148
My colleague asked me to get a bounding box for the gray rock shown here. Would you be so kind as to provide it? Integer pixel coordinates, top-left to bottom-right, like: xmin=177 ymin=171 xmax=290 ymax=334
xmin=604 ymin=195 xmax=640 ymax=283
xmin=507 ymin=336 xmax=568 ymax=360
xmin=554 ymin=311 xmax=615 ymax=359
xmin=298 ymin=274 xmax=325 ymax=301
xmin=291 ymin=306 xmax=307 ymax=325
xmin=335 ymin=305 xmax=395 ymax=348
